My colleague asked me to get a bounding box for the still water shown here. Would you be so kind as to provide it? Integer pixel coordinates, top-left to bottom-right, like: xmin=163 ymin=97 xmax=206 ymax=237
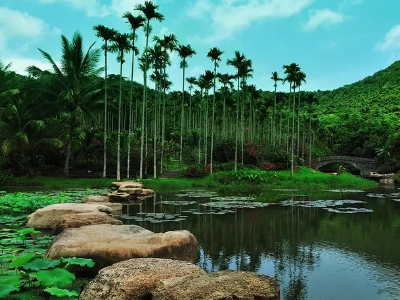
xmin=121 ymin=185 xmax=400 ymax=300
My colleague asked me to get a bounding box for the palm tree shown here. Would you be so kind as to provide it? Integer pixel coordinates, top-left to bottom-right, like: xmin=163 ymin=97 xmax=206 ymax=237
xmin=177 ymin=44 xmax=196 ymax=167
xmin=123 ymin=13 xmax=145 ymax=178
xmin=294 ymin=70 xmax=306 ymax=158
xmin=227 ymin=51 xmax=245 ymax=170
xmin=28 ymin=32 xmax=102 ymax=177
xmin=0 ymin=81 xmax=62 ymax=177
xmin=271 ymin=71 xmax=282 ymax=146
xmin=283 ymin=62 xmax=300 ymax=176
xmin=218 ymin=73 xmax=234 ymax=138
xmin=154 ymin=34 xmax=177 ymax=174
xmin=202 ymin=70 xmax=214 ymax=167
xmin=135 ymin=0 xmax=164 ymax=179
xmin=238 ymin=58 xmax=253 ymax=164
xmin=110 ymin=33 xmax=131 ymax=180
xmin=207 ymin=47 xmax=223 ymax=174
xmin=93 ymin=25 xmax=117 ymax=179
xmin=186 ymin=76 xmax=197 ymax=131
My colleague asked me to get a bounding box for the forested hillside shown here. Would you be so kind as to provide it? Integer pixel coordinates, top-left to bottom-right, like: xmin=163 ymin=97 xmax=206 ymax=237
xmin=0 ymin=0 xmax=399 ymax=180
xmin=312 ymin=60 xmax=400 ymax=171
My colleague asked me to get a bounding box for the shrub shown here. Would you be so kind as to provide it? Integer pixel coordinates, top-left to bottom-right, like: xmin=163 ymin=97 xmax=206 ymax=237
xmin=183 ymin=164 xmax=205 ymax=178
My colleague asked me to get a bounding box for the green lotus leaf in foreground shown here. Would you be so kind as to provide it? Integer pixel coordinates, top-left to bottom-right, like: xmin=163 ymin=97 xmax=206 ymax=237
xmin=44 ymin=286 xmax=79 ymax=298
xmin=61 ymin=257 xmax=95 ymax=268
xmin=23 ymin=258 xmax=62 ymax=271
xmin=36 ymin=268 xmax=75 ymax=287
xmin=9 ymin=253 xmax=36 ymax=268
xmin=0 ymin=276 xmax=21 ymax=298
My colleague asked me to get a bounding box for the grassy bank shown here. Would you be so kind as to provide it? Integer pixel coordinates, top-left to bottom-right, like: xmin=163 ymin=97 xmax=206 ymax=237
xmin=3 ymin=168 xmax=377 ymax=192
xmin=144 ymin=168 xmax=377 ymax=193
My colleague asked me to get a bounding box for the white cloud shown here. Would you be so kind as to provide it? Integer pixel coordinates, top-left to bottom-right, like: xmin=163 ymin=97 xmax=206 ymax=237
xmin=109 ymin=0 xmax=148 ymax=16
xmin=375 ymin=24 xmax=400 ymax=51
xmin=0 ymin=7 xmax=48 ymax=42
xmin=186 ymin=0 xmax=314 ymax=43
xmin=2 ymin=56 xmax=55 ymax=75
xmin=303 ymin=9 xmax=345 ymax=31
xmin=37 ymin=0 xmax=110 ymax=17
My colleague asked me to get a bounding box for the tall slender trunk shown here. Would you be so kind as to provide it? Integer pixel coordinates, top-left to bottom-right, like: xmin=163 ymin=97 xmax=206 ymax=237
xmin=103 ymin=40 xmax=108 ymax=178
xmin=117 ymin=57 xmax=123 ymax=180
xmin=180 ymin=61 xmax=185 ymax=169
xmin=64 ymin=121 xmax=74 ymax=176
xmin=153 ymin=81 xmax=157 ymax=178
xmin=210 ymin=62 xmax=217 ymax=174
xmin=234 ymin=75 xmax=240 ymax=171
xmin=127 ymin=31 xmax=136 ymax=178
xmin=140 ymin=22 xmax=150 ymax=178
xmin=161 ymin=65 xmax=167 ymax=175
xmin=297 ymin=86 xmax=301 ymax=158
xmin=291 ymin=86 xmax=296 ymax=177
xmin=273 ymin=84 xmax=277 ymax=147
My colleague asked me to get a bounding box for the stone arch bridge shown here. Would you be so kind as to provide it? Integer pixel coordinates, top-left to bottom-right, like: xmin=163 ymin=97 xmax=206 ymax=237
xmin=315 ymin=156 xmax=377 ymax=176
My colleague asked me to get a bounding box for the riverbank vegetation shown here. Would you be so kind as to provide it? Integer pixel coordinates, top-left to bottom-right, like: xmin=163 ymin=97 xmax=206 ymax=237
xmin=1 ymin=0 xmax=399 ymax=183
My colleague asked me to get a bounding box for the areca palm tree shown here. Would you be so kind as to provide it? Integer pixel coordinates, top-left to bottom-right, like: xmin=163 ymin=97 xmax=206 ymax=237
xmin=207 ymin=47 xmax=223 ymax=174
xmin=227 ymin=51 xmax=246 ymax=170
xmin=110 ymin=32 xmax=131 ymax=180
xmin=177 ymin=44 xmax=196 ymax=167
xmin=218 ymin=73 xmax=234 ymax=138
xmin=186 ymin=76 xmax=197 ymax=131
xmin=154 ymin=34 xmax=177 ymax=174
xmin=28 ymin=32 xmax=102 ymax=177
xmin=135 ymin=0 xmax=164 ymax=178
xmin=271 ymin=71 xmax=282 ymax=146
xmin=294 ymin=70 xmax=306 ymax=158
xmin=123 ymin=12 xmax=145 ymax=178
xmin=93 ymin=25 xmax=117 ymax=178
xmin=283 ymin=62 xmax=300 ymax=176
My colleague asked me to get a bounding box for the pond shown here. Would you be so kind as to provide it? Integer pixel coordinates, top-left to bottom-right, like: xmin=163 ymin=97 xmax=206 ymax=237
xmin=120 ymin=185 xmax=400 ymax=300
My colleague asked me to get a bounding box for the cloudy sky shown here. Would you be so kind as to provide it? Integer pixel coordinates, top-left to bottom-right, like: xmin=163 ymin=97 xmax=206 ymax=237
xmin=1 ymin=0 xmax=400 ymax=92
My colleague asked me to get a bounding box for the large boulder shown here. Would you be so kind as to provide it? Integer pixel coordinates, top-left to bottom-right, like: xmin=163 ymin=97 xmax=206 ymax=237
xmin=27 ymin=203 xmax=112 ymax=229
xmin=46 ymin=225 xmax=198 ymax=272
xmin=53 ymin=212 xmax=122 ymax=234
xmin=107 ymin=192 xmax=130 ymax=202
xmin=80 ymin=258 xmax=205 ymax=300
xmin=152 ymin=270 xmax=280 ymax=300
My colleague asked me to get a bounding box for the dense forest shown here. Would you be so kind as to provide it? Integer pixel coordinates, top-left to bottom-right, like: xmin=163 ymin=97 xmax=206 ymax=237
xmin=0 ymin=1 xmax=399 ymax=180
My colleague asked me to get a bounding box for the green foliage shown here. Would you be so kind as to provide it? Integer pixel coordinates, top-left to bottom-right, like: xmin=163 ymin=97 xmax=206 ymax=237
xmin=37 ymin=268 xmax=76 ymax=287
xmin=44 ymin=287 xmax=79 ymax=298
xmin=183 ymin=164 xmax=205 ymax=178
xmin=23 ymin=258 xmax=62 ymax=271
xmin=214 ymin=169 xmax=282 ymax=184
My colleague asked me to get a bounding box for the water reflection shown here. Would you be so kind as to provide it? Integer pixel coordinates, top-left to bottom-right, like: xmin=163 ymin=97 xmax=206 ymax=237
xmin=121 ymin=187 xmax=400 ymax=300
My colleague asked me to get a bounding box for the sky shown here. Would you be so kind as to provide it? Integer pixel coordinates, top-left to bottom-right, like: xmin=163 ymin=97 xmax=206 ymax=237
xmin=1 ymin=0 xmax=400 ymax=92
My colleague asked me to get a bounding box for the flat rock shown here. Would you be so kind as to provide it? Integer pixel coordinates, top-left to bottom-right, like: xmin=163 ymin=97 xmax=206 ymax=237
xmin=112 ymin=181 xmax=145 ymax=189
xmin=46 ymin=225 xmax=198 ymax=272
xmin=27 ymin=203 xmax=112 ymax=229
xmin=153 ymin=270 xmax=280 ymax=300
xmin=117 ymin=187 xmax=143 ymax=195
xmin=80 ymin=258 xmax=205 ymax=300
xmin=53 ymin=212 xmax=122 ymax=234
xmin=82 ymin=195 xmax=109 ymax=203
xmin=141 ymin=188 xmax=155 ymax=195
xmin=107 ymin=192 xmax=130 ymax=202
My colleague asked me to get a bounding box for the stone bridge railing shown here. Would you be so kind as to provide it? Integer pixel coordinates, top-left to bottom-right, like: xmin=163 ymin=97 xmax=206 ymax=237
xmin=315 ymin=156 xmax=377 ymax=176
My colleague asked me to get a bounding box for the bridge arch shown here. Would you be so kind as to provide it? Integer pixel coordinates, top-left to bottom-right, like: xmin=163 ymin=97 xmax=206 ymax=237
xmin=315 ymin=156 xmax=377 ymax=176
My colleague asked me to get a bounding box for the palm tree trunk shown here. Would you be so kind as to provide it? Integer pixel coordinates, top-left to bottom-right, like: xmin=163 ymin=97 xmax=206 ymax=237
xmin=127 ymin=35 xmax=135 ymax=179
xmin=210 ymin=63 xmax=217 ymax=174
xmin=117 ymin=58 xmax=123 ymax=180
xmin=153 ymin=81 xmax=157 ymax=178
xmin=234 ymin=76 xmax=240 ymax=171
xmin=140 ymin=22 xmax=150 ymax=178
xmin=180 ymin=61 xmax=185 ymax=169
xmin=103 ymin=40 xmax=108 ymax=178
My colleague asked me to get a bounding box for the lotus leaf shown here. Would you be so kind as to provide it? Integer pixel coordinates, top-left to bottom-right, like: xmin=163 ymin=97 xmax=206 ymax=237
xmin=44 ymin=286 xmax=79 ymax=298
xmin=23 ymin=258 xmax=61 ymax=271
xmin=36 ymin=268 xmax=75 ymax=287
xmin=61 ymin=257 xmax=95 ymax=268
xmin=0 ymin=276 xmax=21 ymax=298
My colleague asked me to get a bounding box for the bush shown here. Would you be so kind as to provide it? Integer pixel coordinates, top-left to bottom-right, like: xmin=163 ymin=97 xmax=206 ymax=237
xmin=213 ymin=169 xmax=281 ymax=184
xmin=183 ymin=164 xmax=205 ymax=178
xmin=0 ymin=173 xmax=15 ymax=187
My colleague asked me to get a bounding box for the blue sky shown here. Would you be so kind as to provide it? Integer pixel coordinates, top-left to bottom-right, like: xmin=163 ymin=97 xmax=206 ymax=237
xmin=1 ymin=0 xmax=400 ymax=92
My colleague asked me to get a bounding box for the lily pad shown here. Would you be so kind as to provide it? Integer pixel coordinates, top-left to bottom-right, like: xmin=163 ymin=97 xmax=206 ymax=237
xmin=158 ymin=200 xmax=197 ymax=205
xmin=61 ymin=257 xmax=95 ymax=268
xmin=23 ymin=258 xmax=61 ymax=271
xmin=324 ymin=207 xmax=373 ymax=214
xmin=327 ymin=189 xmax=364 ymax=193
xmin=0 ymin=276 xmax=21 ymax=298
